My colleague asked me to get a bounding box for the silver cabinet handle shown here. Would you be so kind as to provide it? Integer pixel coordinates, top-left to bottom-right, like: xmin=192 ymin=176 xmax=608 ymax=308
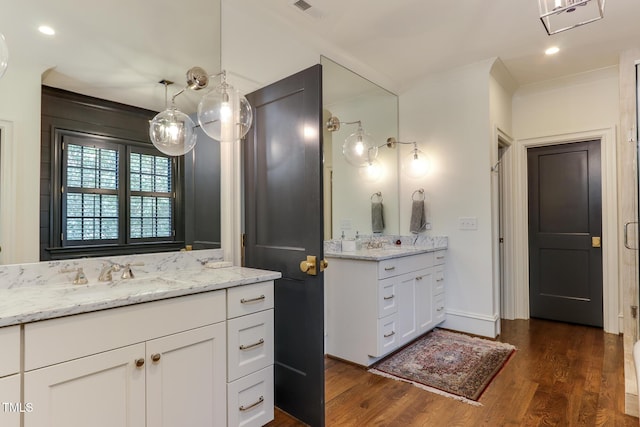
xmin=239 ymin=338 xmax=264 ymax=350
xmin=416 ymin=276 xmax=423 ymax=280
xmin=384 ymin=331 xmax=395 ymax=338
xmin=384 ymin=266 xmax=396 ymax=271
xmin=437 ymin=306 xmax=445 ymax=312
xmin=383 ymin=294 xmax=395 ymax=300
xmin=239 ymin=396 xmax=264 ymax=412
xmin=624 ymin=222 xmax=638 ymax=250
xmin=241 ymin=295 xmax=266 ymax=304
xmin=436 ymin=278 xmax=444 ymax=282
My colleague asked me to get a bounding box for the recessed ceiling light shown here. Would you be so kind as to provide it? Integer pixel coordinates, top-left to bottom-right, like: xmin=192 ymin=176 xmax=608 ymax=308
xmin=38 ymin=25 xmax=56 ymax=36
xmin=545 ymin=46 xmax=560 ymax=55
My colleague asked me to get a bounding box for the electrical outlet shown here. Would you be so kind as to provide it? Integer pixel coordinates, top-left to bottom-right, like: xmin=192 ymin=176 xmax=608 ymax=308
xmin=458 ymin=217 xmax=478 ymax=230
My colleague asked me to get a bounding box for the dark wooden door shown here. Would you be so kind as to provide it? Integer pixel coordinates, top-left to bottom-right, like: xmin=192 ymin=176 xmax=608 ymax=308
xmin=528 ymin=140 xmax=603 ymax=327
xmin=244 ymin=65 xmax=325 ymax=426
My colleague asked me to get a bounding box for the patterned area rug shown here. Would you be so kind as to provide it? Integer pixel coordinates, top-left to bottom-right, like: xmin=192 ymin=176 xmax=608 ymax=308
xmin=369 ymin=329 xmax=515 ymax=405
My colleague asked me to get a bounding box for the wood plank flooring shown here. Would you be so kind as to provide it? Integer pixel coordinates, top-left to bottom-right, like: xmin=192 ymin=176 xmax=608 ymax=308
xmin=266 ymin=319 xmax=639 ymax=426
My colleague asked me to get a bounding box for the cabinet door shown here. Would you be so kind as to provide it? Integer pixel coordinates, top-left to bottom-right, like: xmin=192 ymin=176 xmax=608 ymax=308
xmin=146 ymin=322 xmax=226 ymax=427
xmin=396 ymin=274 xmax=417 ymax=344
xmin=24 ymin=343 xmax=146 ymax=427
xmin=415 ymin=269 xmax=434 ymax=333
xmin=0 ymin=374 xmax=21 ymax=427
xmin=227 ymin=309 xmax=274 ymax=382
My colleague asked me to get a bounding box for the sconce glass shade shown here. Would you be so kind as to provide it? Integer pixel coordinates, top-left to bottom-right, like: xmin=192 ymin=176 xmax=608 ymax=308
xmin=343 ymin=126 xmax=377 ymax=167
xmin=197 ymin=81 xmax=253 ymax=143
xmin=359 ymin=159 xmax=383 ymax=182
xmin=149 ymin=107 xmax=197 ymax=156
xmin=0 ymin=33 xmax=8 ymax=79
xmin=402 ymin=145 xmax=430 ymax=179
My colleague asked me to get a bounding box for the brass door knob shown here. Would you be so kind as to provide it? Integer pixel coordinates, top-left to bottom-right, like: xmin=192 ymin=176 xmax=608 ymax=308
xmin=299 ymin=255 xmax=317 ymax=276
xmin=135 ymin=358 xmax=145 ymax=368
xmin=320 ymin=259 xmax=328 ymax=271
xmin=151 ymin=353 xmax=161 ymax=363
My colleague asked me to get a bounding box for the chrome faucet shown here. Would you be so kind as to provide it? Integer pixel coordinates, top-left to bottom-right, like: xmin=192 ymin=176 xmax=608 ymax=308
xmin=98 ymin=262 xmax=122 ymax=282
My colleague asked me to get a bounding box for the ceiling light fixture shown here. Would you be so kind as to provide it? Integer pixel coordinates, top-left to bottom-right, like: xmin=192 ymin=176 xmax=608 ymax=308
xmin=0 ymin=33 xmax=8 ymax=79
xmin=38 ymin=25 xmax=56 ymax=36
xmin=538 ymin=0 xmax=605 ymax=35
xmin=326 ymin=116 xmax=377 ymax=167
xmin=545 ymin=46 xmax=560 ymax=55
xmin=149 ymin=67 xmax=253 ymax=156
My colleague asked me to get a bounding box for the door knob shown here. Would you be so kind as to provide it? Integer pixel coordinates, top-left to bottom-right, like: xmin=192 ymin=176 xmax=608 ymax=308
xmin=320 ymin=259 xmax=328 ymax=272
xmin=299 ymin=255 xmax=317 ymax=275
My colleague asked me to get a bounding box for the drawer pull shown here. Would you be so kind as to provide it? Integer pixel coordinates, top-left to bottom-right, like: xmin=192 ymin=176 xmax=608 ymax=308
xmin=134 ymin=358 xmax=145 ymax=368
xmin=436 ymin=278 xmax=444 ymax=282
xmin=239 ymin=338 xmax=265 ymax=351
xmin=436 ymin=256 xmax=445 ymax=260
xmin=384 ymin=266 xmax=396 ymax=271
xmin=384 ymin=331 xmax=395 ymax=338
xmin=150 ymin=353 xmax=161 ymax=363
xmin=416 ymin=276 xmax=423 ymax=280
xmin=239 ymin=396 xmax=264 ymax=412
xmin=437 ymin=307 xmax=445 ymax=312
xmin=383 ymin=294 xmax=395 ymax=300
xmin=241 ymin=295 xmax=266 ymax=304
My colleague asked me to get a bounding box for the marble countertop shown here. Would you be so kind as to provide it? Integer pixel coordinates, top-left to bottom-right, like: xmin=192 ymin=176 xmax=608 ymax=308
xmin=0 ymin=266 xmax=281 ymax=328
xmin=325 ymin=245 xmax=446 ymax=261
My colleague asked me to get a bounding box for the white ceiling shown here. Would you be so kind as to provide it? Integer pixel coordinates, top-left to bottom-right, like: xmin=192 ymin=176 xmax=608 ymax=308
xmin=2 ymin=0 xmax=638 ymax=111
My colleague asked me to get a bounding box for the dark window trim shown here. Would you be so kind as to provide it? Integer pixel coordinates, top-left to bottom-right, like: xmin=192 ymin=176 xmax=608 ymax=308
xmin=49 ymin=128 xmax=184 ymax=258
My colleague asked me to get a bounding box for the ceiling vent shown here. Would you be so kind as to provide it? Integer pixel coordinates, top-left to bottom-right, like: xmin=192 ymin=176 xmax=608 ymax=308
xmin=290 ymin=0 xmax=323 ymax=18
xmin=293 ymin=0 xmax=312 ymax=12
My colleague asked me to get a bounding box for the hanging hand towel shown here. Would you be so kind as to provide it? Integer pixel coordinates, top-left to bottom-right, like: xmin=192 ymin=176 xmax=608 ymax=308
xmin=371 ymin=201 xmax=385 ymax=233
xmin=410 ymin=200 xmax=426 ymax=234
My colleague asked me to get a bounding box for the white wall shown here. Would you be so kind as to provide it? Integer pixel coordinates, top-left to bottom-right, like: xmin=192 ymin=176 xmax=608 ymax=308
xmin=0 ymin=57 xmax=45 ymax=264
xmin=399 ymin=58 xmax=500 ymax=337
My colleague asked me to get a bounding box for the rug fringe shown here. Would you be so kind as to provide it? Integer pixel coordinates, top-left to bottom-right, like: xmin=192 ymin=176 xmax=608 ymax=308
xmin=368 ymin=368 xmax=483 ymax=407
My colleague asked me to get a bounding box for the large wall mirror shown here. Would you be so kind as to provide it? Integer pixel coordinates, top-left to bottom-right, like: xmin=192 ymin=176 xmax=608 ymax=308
xmin=321 ymin=56 xmax=399 ymax=240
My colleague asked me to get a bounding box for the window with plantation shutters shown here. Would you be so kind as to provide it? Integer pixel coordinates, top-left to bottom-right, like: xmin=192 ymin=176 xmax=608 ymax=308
xmin=60 ymin=134 xmax=176 ymax=248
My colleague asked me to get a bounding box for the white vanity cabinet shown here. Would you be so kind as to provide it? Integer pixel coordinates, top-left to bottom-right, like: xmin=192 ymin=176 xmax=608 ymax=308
xmin=226 ymin=281 xmax=275 ymax=427
xmin=326 ymin=250 xmax=446 ymax=366
xmin=0 ymin=326 xmax=21 ymax=427
xmin=23 ymin=291 xmax=228 ymax=427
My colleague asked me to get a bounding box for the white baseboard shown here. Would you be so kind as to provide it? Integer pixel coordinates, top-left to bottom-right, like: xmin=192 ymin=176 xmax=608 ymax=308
xmin=441 ymin=309 xmax=500 ymax=338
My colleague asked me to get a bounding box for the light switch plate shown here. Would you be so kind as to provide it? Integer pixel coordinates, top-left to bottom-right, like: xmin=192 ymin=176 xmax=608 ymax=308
xmin=458 ymin=217 xmax=478 ymax=230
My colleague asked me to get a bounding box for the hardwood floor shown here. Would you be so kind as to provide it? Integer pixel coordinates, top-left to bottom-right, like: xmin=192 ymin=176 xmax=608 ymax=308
xmin=266 ymin=319 xmax=638 ymax=426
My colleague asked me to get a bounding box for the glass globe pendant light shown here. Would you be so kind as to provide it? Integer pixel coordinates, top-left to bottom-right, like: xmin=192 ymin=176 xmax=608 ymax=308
xmin=0 ymin=33 xmax=9 ymax=79
xmin=149 ymin=81 xmax=197 ymax=156
xmin=342 ymin=123 xmax=377 ymax=167
xmin=197 ymin=70 xmax=253 ymax=143
xmin=403 ymin=142 xmax=430 ymax=179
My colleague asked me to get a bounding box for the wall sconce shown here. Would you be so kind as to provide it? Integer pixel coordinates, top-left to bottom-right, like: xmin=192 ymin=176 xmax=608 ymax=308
xmin=538 ymin=0 xmax=605 ymax=35
xmin=149 ymin=67 xmax=253 ymax=157
xmin=326 ymin=116 xmax=377 ymax=167
xmin=0 ymin=33 xmax=8 ymax=79
xmin=387 ymin=138 xmax=431 ymax=179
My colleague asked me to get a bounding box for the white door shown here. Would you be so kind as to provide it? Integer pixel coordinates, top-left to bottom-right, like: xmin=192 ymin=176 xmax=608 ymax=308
xmin=0 ymin=374 xmax=21 ymax=427
xmin=396 ymin=274 xmax=417 ymax=343
xmin=146 ymin=323 xmax=227 ymax=427
xmin=24 ymin=343 xmax=146 ymax=427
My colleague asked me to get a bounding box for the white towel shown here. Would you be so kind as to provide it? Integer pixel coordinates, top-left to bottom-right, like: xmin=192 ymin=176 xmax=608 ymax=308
xmin=410 ymin=200 xmax=426 ymax=234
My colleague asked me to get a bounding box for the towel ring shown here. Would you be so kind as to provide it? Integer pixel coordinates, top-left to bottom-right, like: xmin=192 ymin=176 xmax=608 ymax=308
xmin=371 ymin=192 xmax=383 ymax=203
xmin=412 ymin=189 xmax=425 ymax=201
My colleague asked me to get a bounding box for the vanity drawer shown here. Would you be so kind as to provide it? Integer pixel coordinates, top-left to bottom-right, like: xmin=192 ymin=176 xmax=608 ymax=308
xmin=227 ymin=365 xmax=274 ymax=427
xmin=227 ymin=281 xmax=274 ymax=319
xmin=374 ymin=314 xmax=398 ymax=357
xmin=433 ymin=250 xmax=447 ymax=266
xmin=227 ymin=309 xmax=274 ymax=382
xmin=378 ymin=252 xmax=433 ymax=280
xmin=0 ymin=326 xmax=20 ymax=377
xmin=433 ymin=266 xmax=445 ymax=295
xmin=378 ymin=278 xmax=398 ymax=318
xmin=434 ymin=294 xmax=446 ymax=323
